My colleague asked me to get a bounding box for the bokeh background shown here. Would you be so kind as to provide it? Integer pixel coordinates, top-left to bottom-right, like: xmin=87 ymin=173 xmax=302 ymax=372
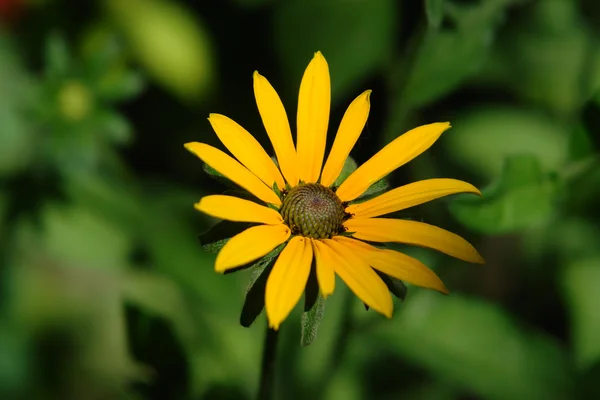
xmin=1 ymin=0 xmax=600 ymax=399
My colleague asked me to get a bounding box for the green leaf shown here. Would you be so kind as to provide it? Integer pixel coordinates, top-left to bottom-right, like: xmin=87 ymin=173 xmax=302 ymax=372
xmin=445 ymin=107 xmax=569 ymax=179
xmin=403 ymin=29 xmax=486 ymax=107
xmin=96 ymin=70 xmax=145 ymax=102
xmin=240 ymin=244 xmax=285 ymax=327
xmin=105 ymin=0 xmax=214 ymax=101
xmin=425 ymin=0 xmax=444 ymax=29
xmin=45 ymin=32 xmax=71 ymax=80
xmin=370 ymin=291 xmax=573 ymax=399
xmin=198 ymin=220 xmax=255 ymax=253
xmin=562 ymin=257 xmax=600 ymax=370
xmin=96 ymin=109 xmax=133 ymax=144
xmin=301 ymin=294 xmax=327 ymax=346
xmin=14 ymin=202 xmax=132 ymax=270
xmin=275 ymin=0 xmax=396 ymax=102
xmin=0 ymin=35 xmax=36 ymax=177
xmin=332 ymin=156 xmax=358 ymax=188
xmin=569 ymin=125 xmax=595 ymax=162
xmin=491 ymin=1 xmax=592 ymax=115
xmin=403 ymin=0 xmax=520 ymax=107
xmin=450 ymin=155 xmax=558 ymax=234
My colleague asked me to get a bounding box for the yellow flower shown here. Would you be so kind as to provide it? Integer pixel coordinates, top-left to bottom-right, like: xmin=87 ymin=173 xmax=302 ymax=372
xmin=185 ymin=51 xmax=484 ymax=330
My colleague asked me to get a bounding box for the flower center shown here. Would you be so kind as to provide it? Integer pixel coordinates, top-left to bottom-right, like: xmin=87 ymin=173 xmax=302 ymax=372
xmin=280 ymin=183 xmax=346 ymax=239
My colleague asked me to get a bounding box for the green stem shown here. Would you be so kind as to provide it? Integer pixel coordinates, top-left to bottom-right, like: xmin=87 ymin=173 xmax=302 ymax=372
xmin=257 ymin=325 xmax=280 ymax=400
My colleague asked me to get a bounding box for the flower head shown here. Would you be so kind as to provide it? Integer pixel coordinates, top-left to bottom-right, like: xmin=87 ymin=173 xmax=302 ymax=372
xmin=186 ymin=51 xmax=484 ymax=330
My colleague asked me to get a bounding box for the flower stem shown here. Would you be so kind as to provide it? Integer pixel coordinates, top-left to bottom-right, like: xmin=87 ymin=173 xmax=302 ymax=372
xmin=257 ymin=325 xmax=280 ymax=400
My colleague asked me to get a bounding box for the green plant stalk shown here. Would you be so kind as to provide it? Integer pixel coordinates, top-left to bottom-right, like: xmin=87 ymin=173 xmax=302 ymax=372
xmin=257 ymin=325 xmax=280 ymax=400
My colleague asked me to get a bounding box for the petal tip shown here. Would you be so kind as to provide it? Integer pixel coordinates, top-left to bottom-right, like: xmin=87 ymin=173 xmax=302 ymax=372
xmin=214 ymin=263 xmax=226 ymax=274
xmin=184 ymin=142 xmax=198 ymax=152
xmin=437 ymin=284 xmax=450 ymax=295
xmin=269 ymin=322 xmax=280 ymax=331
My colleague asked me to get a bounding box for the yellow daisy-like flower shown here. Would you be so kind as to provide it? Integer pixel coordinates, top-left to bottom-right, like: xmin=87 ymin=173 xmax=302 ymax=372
xmin=186 ymin=51 xmax=484 ymax=330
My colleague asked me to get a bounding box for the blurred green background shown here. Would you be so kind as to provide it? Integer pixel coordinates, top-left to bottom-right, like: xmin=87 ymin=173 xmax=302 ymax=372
xmin=1 ymin=0 xmax=600 ymax=399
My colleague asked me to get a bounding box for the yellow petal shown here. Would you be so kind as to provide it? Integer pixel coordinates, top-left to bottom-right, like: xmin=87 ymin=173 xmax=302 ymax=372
xmin=344 ymin=218 xmax=484 ymax=264
xmin=184 ymin=142 xmax=281 ymax=205
xmin=311 ymin=239 xmax=336 ymax=297
xmin=208 ymin=113 xmax=285 ymax=189
xmin=336 ymin=122 xmax=452 ymax=201
xmin=215 ymin=224 xmax=290 ymax=272
xmin=253 ymin=71 xmax=299 ymax=186
xmin=333 ymin=236 xmax=448 ymax=294
xmin=265 ymin=236 xmax=313 ymax=330
xmin=322 ymin=239 xmax=393 ymax=317
xmin=320 ymin=90 xmax=372 ymax=187
xmin=347 ymin=178 xmax=481 ymax=218
xmin=195 ymin=195 xmax=283 ymax=224
xmin=296 ymin=51 xmax=331 ymax=183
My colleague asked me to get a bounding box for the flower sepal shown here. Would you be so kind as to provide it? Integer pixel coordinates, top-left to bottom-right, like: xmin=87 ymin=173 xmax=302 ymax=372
xmin=364 ymin=272 xmax=407 ymax=311
xmin=240 ymin=244 xmax=286 ymax=327
xmin=197 ymin=220 xmax=255 ymax=253
xmin=331 ymin=155 xmax=358 ymax=188
xmin=348 ymin=178 xmax=390 ymax=205
xmin=300 ymin=269 xmax=327 ymax=346
xmin=301 ymin=294 xmax=326 ymax=346
xmin=202 ymin=162 xmax=243 ymax=190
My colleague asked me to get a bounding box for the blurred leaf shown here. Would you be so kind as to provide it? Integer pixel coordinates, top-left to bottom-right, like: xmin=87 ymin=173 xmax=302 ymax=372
xmin=64 ymin=173 xmax=145 ymax=231
xmin=301 ymin=294 xmax=326 ymax=346
xmin=491 ymin=1 xmax=593 ymax=114
xmin=371 ymin=291 xmax=573 ymax=399
xmin=0 ymin=323 xmax=29 ymax=397
xmin=403 ymin=30 xmax=487 ymax=107
xmin=44 ymin=32 xmax=70 ymax=80
xmin=425 ymin=0 xmax=444 ymax=29
xmin=96 ymin=109 xmax=133 ymax=144
xmin=522 ymin=218 xmax=600 ymax=265
xmin=445 ymin=107 xmax=569 ymax=179
xmin=15 ymin=202 xmax=132 ymax=270
xmin=105 ymin=0 xmax=214 ymax=101
xmin=122 ymin=269 xmax=197 ymax=341
xmin=569 ymin=125 xmax=595 ymax=162
xmin=11 ymin=260 xmax=147 ymax=393
xmin=562 ymin=257 xmax=600 ymax=370
xmin=96 ymin=70 xmax=145 ymax=102
xmin=403 ymin=0 xmax=519 ymax=107
xmin=275 ymin=0 xmax=396 ymax=101
xmin=450 ymin=155 xmax=558 ymax=234
xmin=143 ymin=204 xmax=232 ymax=307
xmin=198 ymin=221 xmax=255 ymax=253
xmin=332 ymin=155 xmax=357 ymax=187
xmin=0 ymin=34 xmax=36 ymax=177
